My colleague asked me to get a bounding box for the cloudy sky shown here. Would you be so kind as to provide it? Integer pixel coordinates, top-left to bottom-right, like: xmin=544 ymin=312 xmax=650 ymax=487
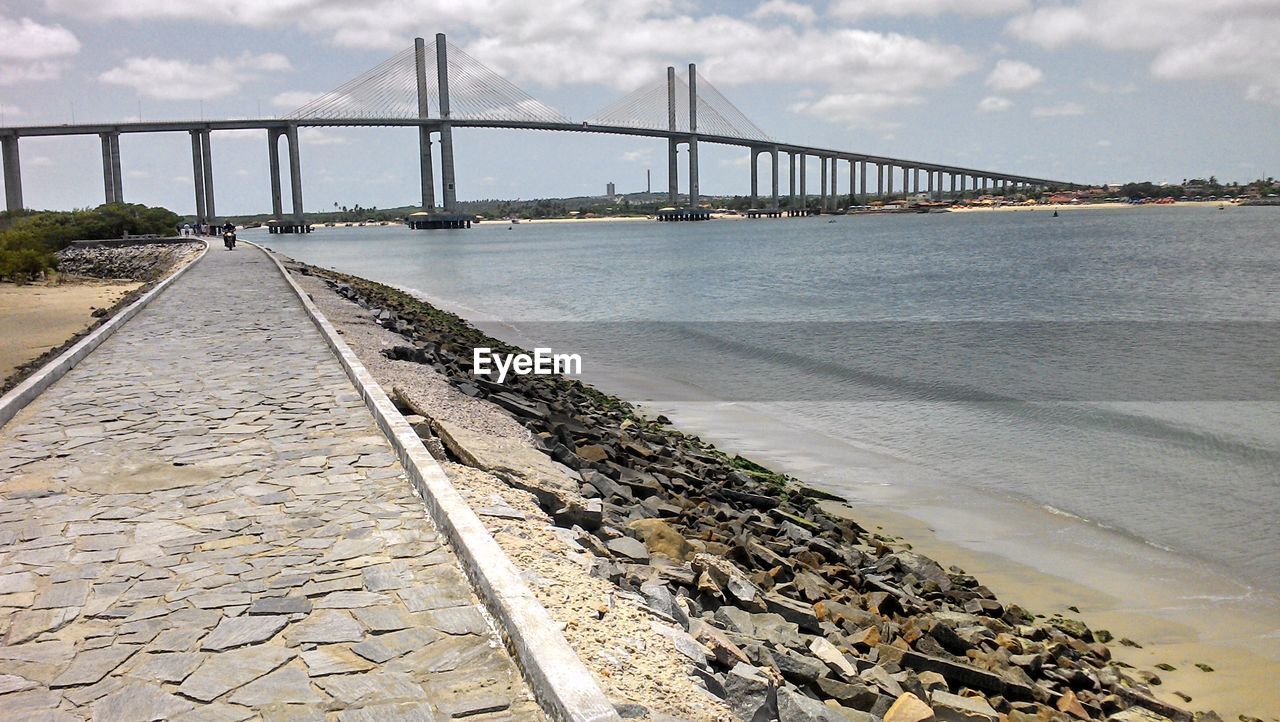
xmin=2 ymin=0 xmax=1278 ymax=214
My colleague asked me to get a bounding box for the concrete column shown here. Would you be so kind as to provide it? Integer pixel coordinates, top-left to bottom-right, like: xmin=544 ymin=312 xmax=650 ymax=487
xmin=667 ymin=139 xmax=679 ymax=206
xmin=927 ymin=170 xmax=934 ymax=200
xmin=189 ymin=131 xmax=205 ymax=221
xmin=799 ymin=153 xmax=806 ymax=209
xmin=667 ymin=66 xmax=678 ymax=206
xmin=859 ymin=160 xmax=867 ymax=204
xmin=437 ymin=33 xmax=457 ymax=212
xmin=886 ymin=165 xmax=894 ymax=199
xmin=829 ymin=157 xmax=837 ymax=211
xmin=267 ymin=128 xmax=283 ymax=218
xmin=687 ymin=63 xmax=699 ymax=207
xmin=770 ymin=147 xmax=779 ymax=210
xmin=100 ymin=133 xmax=116 ymax=204
xmin=749 ymin=148 xmax=759 ymax=208
xmin=415 ymin=37 xmax=435 ymax=211
xmin=108 ymin=133 xmax=123 ymax=204
xmin=200 ymin=131 xmax=215 ymax=222
xmin=2 ymin=135 xmax=22 ymax=212
xmin=877 ymin=163 xmax=884 ymax=200
xmin=285 ymin=123 xmax=304 ymax=220
xmin=785 ymin=152 xmax=793 ymax=209
xmin=819 ymin=157 xmax=827 ymax=210
xmin=847 ymin=159 xmax=854 ymax=207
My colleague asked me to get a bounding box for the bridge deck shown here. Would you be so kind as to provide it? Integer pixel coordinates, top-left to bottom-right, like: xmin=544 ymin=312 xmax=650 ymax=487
xmin=0 ymin=245 xmax=542 ymax=720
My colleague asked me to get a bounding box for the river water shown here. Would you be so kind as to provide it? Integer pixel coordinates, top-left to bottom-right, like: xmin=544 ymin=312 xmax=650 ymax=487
xmin=254 ymin=207 xmax=1280 ymax=633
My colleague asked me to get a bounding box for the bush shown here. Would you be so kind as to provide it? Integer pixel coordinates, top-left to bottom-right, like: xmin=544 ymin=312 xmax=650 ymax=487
xmin=0 ymin=202 xmax=180 ymax=282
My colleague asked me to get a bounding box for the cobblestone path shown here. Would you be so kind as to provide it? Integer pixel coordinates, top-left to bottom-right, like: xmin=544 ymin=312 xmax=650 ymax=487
xmin=0 ymin=245 xmax=543 ymax=721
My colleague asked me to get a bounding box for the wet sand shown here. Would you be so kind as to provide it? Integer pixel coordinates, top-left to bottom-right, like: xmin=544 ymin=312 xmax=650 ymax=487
xmin=0 ymin=281 xmax=141 ymax=381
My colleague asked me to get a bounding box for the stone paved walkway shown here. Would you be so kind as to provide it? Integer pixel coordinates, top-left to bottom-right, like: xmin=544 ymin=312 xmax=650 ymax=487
xmin=0 ymin=245 xmax=543 ymax=721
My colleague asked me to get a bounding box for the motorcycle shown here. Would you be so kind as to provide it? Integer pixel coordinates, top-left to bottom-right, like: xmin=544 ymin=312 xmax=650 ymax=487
xmin=223 ymin=230 xmax=236 ymax=250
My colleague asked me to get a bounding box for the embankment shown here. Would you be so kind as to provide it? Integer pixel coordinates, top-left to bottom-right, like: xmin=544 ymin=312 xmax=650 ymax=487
xmin=287 ymin=260 xmax=1240 ymax=722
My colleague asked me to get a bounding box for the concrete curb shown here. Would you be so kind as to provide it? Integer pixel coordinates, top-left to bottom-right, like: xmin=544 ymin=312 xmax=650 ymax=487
xmin=0 ymin=240 xmax=209 ymax=430
xmin=255 ymin=243 xmax=621 ymax=722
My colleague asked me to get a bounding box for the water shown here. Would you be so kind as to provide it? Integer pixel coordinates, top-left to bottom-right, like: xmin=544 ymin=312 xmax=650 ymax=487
xmin=255 ymin=207 xmax=1280 ymax=599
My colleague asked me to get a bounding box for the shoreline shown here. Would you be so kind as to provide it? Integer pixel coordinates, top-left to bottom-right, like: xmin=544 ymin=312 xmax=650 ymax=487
xmin=277 ymin=261 xmax=1269 ymax=722
xmin=368 ymin=276 xmax=1280 ymax=719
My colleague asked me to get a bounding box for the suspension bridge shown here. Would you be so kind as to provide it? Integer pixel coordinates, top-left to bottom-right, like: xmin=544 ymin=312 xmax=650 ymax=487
xmin=0 ymin=34 xmax=1073 ymax=229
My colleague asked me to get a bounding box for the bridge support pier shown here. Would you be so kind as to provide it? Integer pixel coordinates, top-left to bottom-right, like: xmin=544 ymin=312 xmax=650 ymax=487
xmin=859 ymin=160 xmax=867 ymax=205
xmin=1 ymin=135 xmax=21 ymax=212
xmin=686 ymin=63 xmax=699 ymax=208
xmin=267 ymin=128 xmax=283 ymax=218
xmin=285 ymin=123 xmax=304 ymax=222
xmin=437 ymin=34 xmax=458 ymax=213
xmin=100 ymin=132 xmax=122 ymax=204
xmin=190 ymin=131 xmax=206 ymax=221
xmin=200 ymin=130 xmax=216 ymax=223
xmin=414 ymin=37 xmax=436 ymax=212
xmin=787 ymin=152 xmax=796 ymax=211
xmin=770 ymin=147 xmax=779 ymax=210
xmin=819 ymin=157 xmax=827 ymax=212
xmin=667 ymin=138 xmax=679 ymax=207
xmin=799 ymin=153 xmax=806 ymax=212
xmin=829 ymin=157 xmax=838 ymax=211
xmin=750 ymin=148 xmax=759 ymax=209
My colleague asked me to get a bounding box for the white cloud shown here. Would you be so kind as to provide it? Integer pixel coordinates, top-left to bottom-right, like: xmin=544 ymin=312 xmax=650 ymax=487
xmin=272 ymin=90 xmax=321 ymax=109
xmin=1031 ymin=102 xmax=1086 ymax=118
xmin=985 ymin=59 xmax=1042 ymax=91
xmin=790 ymin=92 xmax=922 ymax=129
xmin=977 ymin=96 xmax=1013 ymax=113
xmin=830 ymin=0 xmax=1029 ymax=19
xmin=99 ymin=52 xmax=292 ymax=100
xmin=1096 ymin=139 xmax=1112 ymax=147
xmin=46 ymin=0 xmax=977 ymax=129
xmin=751 ymin=0 xmax=816 ymax=23
xmin=0 ymin=16 xmax=80 ymax=60
xmin=0 ymin=15 xmax=79 ymax=85
xmin=620 ymin=149 xmax=651 ymax=163
xmin=1007 ymin=0 xmax=1280 ymax=106
xmin=28 ymin=155 xmax=53 ymax=167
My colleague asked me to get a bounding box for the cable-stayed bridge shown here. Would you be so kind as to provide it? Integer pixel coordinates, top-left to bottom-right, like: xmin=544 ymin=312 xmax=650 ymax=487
xmin=0 ymin=34 xmax=1073 ymax=227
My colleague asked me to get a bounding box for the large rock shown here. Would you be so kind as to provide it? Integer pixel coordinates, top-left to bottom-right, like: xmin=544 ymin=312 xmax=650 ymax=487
xmin=809 ymin=637 xmax=858 ymax=679
xmin=627 ymin=519 xmax=693 ymax=561
xmin=816 ymin=678 xmax=881 ymax=711
xmin=929 ymin=691 xmax=997 ymax=722
xmin=778 ymin=687 xmax=872 ymax=722
xmin=434 ymin=420 xmax=580 ymax=510
xmin=723 ymin=663 xmax=777 ymax=722
xmin=883 ymin=693 xmax=935 ymax=722
xmin=606 ymin=536 xmax=650 ymax=562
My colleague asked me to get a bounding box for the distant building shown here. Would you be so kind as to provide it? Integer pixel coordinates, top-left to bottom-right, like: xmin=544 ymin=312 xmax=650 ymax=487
xmin=606 ymin=182 xmax=615 ymax=197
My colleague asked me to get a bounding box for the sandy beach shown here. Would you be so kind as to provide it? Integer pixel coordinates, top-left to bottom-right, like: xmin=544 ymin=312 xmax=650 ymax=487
xmin=949 ymin=200 xmax=1237 ymax=213
xmin=0 ymin=281 xmax=141 ymax=382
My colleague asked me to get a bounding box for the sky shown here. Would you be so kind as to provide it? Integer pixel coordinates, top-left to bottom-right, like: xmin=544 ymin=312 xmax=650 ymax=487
xmin=1 ymin=0 xmax=1278 ymax=215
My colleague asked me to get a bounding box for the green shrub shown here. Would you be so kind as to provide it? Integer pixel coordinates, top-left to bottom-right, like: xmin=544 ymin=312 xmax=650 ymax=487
xmin=0 ymin=203 xmax=180 ymax=281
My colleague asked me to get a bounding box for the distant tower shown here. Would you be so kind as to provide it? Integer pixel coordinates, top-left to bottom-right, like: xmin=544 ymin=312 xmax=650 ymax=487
xmin=646 ymin=170 xmax=651 ymax=194
xmin=607 ymin=182 xmax=616 ymax=197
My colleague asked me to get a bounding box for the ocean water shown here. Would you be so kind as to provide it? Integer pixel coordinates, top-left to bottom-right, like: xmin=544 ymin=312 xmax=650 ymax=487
xmin=254 ymin=207 xmax=1280 ymax=599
